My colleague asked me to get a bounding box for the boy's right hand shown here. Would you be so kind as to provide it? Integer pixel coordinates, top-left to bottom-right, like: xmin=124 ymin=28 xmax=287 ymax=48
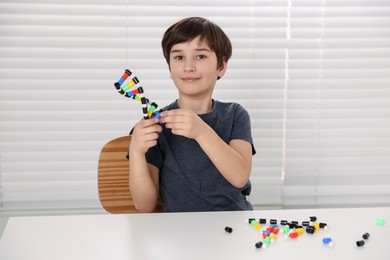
xmin=129 ymin=117 xmax=162 ymax=155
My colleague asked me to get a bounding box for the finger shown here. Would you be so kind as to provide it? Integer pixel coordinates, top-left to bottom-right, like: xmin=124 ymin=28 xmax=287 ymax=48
xmin=160 ymin=113 xmax=187 ymax=124
xmin=160 ymin=109 xmax=187 ymax=118
xmin=139 ymin=117 xmax=159 ymax=128
xmin=144 ymin=139 xmax=158 ymax=148
xmin=161 ymin=117 xmax=184 ymax=125
xmin=144 ymin=124 xmax=162 ymax=134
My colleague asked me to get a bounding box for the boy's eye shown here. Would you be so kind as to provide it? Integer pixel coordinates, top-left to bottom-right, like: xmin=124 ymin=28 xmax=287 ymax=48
xmin=174 ymin=55 xmax=183 ymax=60
xmin=197 ymin=54 xmax=206 ymax=59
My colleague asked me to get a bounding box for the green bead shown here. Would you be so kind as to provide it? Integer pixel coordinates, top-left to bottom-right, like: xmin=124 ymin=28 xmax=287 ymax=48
xmin=250 ymin=219 xmax=257 ymax=227
xmin=282 ymin=225 xmax=290 ymax=234
xmin=376 ymin=218 xmax=385 ymax=226
xmin=264 ymin=236 xmax=271 ymax=245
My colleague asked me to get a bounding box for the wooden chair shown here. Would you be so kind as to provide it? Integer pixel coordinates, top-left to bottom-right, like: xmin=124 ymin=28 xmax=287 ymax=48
xmin=97 ymin=135 xmax=163 ymax=214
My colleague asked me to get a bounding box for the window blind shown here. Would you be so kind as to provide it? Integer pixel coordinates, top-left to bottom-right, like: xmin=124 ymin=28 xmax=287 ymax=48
xmin=0 ymin=0 xmax=389 ymax=216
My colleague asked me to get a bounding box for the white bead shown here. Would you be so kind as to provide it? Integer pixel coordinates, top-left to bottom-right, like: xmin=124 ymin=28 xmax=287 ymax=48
xmin=324 ymin=225 xmax=329 ymax=231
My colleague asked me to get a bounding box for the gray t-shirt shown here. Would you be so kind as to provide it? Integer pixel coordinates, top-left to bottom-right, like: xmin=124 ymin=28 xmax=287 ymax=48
xmin=146 ymin=100 xmax=255 ymax=212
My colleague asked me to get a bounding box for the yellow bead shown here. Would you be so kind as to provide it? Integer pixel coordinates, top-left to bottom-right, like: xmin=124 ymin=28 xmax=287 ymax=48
xmin=254 ymin=223 xmax=261 ymax=230
xmin=296 ymin=228 xmax=304 ymax=235
xmin=314 ymin=222 xmax=320 ymax=231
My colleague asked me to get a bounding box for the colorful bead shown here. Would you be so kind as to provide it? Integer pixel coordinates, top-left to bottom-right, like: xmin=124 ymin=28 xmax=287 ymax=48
xmin=362 ymin=233 xmax=370 ymax=240
xmin=259 ymin=218 xmax=267 ymax=224
xmin=289 ymin=223 xmax=297 ymax=229
xmin=152 ymin=112 xmax=161 ymax=119
xmin=323 ymin=225 xmax=329 ymax=231
xmin=322 ymin=237 xmax=332 ymax=244
xmin=296 ymin=228 xmax=304 ymax=235
xmin=376 ymin=218 xmax=385 ymax=226
xmin=356 ymin=240 xmax=365 ymax=247
xmin=114 ymin=69 xmax=160 ymax=119
xmin=225 ymin=226 xmax=233 ymax=233
xmin=148 ymin=102 xmax=158 ymax=117
xmin=255 ymin=241 xmax=263 ymax=249
xmin=282 ymin=225 xmax=290 ymax=234
xmin=248 ymin=218 xmax=255 ymax=224
xmin=306 ymin=226 xmax=315 ymax=234
xmin=314 ymin=222 xmax=320 ymax=231
xmin=114 ymin=69 xmax=132 ymax=89
xmin=280 ymin=220 xmax=288 ymax=225
xmin=251 ymin=220 xmax=261 ymax=230
xmin=266 ymin=226 xmax=275 ymax=233
xmin=254 ymin=223 xmax=261 ymax=230
xmin=119 ymin=77 xmax=139 ymax=94
xmin=319 ymin=222 xmax=327 ymax=228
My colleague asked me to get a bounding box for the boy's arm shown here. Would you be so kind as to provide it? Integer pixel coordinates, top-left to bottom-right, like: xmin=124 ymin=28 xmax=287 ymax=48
xmin=195 ymin=124 xmax=252 ymax=188
xmin=159 ymin=109 xmax=252 ymax=188
xmin=128 ymin=118 xmax=162 ymax=213
xmin=129 ymin=153 xmax=160 ymax=213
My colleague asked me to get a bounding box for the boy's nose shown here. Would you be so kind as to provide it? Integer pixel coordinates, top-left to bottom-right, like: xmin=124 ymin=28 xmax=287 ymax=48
xmin=184 ymin=62 xmax=196 ymax=72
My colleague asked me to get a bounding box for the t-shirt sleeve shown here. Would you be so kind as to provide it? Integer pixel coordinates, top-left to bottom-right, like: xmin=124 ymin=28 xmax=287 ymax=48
xmin=231 ymin=104 xmax=256 ymax=155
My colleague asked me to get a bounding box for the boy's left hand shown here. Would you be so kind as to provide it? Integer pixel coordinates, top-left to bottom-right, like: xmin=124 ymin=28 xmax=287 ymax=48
xmin=159 ymin=109 xmax=206 ymax=139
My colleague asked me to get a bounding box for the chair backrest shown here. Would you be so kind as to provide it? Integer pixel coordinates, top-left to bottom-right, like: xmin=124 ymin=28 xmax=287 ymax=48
xmin=97 ymin=135 xmax=163 ymax=214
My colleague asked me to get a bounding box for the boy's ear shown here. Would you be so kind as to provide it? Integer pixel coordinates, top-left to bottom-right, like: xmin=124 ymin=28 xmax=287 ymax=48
xmin=217 ymin=59 xmax=228 ymax=79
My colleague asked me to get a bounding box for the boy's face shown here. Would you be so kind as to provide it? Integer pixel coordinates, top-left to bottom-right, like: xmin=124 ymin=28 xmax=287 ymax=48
xmin=169 ymin=36 xmax=227 ymax=99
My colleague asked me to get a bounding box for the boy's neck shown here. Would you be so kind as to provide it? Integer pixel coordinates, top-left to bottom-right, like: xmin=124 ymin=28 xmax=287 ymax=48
xmin=176 ymin=98 xmax=214 ymax=115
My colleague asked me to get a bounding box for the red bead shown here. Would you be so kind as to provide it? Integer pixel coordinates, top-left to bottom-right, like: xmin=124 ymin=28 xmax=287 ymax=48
xmin=267 ymin=226 xmax=275 ymax=233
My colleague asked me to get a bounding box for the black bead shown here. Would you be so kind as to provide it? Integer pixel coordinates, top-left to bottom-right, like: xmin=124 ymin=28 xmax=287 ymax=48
xmin=255 ymin=241 xmax=263 ymax=249
xmin=225 ymin=226 xmax=233 ymax=233
xmin=259 ymin=218 xmax=267 ymax=224
xmin=356 ymin=240 xmax=365 ymax=247
xmin=306 ymin=226 xmax=315 ymax=234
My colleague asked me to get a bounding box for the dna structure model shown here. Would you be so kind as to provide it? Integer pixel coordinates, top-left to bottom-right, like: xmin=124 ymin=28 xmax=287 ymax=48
xmin=114 ymin=69 xmax=161 ymax=119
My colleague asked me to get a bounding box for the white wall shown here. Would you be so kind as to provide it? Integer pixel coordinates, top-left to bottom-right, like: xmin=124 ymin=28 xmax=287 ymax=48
xmin=1 ymin=0 xmax=390 ymax=216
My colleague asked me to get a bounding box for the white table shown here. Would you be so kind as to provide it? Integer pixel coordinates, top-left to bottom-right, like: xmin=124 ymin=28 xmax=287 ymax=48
xmin=0 ymin=207 xmax=389 ymax=260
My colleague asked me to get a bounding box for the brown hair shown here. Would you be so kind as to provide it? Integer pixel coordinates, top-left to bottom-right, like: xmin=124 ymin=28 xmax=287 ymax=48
xmin=161 ymin=17 xmax=232 ymax=70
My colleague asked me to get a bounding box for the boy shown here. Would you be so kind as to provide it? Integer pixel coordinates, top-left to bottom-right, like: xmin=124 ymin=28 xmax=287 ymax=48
xmin=129 ymin=17 xmax=256 ymax=212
